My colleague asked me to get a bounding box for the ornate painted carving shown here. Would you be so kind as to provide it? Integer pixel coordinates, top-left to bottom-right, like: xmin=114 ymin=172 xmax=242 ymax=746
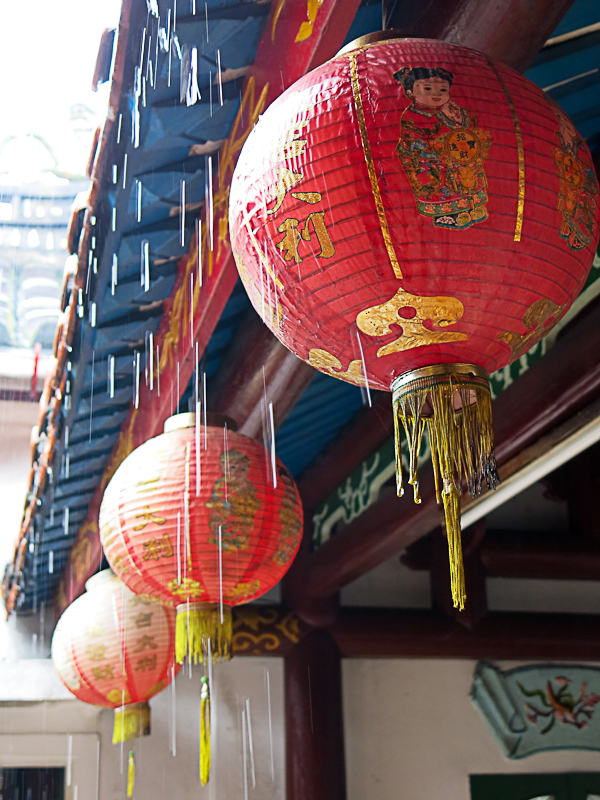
xmin=472 ymin=662 xmax=600 ymax=758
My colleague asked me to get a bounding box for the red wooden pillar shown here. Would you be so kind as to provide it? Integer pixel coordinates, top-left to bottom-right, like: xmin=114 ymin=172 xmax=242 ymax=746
xmin=286 ymin=629 xmax=346 ymax=800
xmin=382 ymin=0 xmax=576 ymax=71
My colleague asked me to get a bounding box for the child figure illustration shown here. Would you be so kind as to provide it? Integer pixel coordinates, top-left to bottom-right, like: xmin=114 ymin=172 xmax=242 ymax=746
xmin=206 ymin=449 xmax=260 ymax=551
xmin=550 ymin=99 xmax=598 ymax=251
xmin=273 ymin=466 xmax=302 ymax=567
xmin=394 ymin=66 xmax=491 ymax=229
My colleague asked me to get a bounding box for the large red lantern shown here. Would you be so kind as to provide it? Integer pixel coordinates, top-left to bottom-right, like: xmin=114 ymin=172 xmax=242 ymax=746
xmin=99 ymin=412 xmax=303 ymax=663
xmin=51 ymin=569 xmax=178 ymax=743
xmin=229 ymin=33 xmax=600 ymax=608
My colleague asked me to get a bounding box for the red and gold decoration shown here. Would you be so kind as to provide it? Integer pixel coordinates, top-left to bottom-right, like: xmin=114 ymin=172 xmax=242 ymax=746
xmin=99 ymin=412 xmax=303 ymax=664
xmin=229 ymin=34 xmax=600 ymax=609
xmin=51 ymin=569 xmax=178 ymax=744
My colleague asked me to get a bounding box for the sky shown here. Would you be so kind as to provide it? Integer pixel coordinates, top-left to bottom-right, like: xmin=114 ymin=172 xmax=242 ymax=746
xmin=0 ymin=0 xmax=122 ymax=176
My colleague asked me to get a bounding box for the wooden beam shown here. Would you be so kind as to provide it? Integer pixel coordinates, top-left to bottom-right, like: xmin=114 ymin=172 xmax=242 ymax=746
xmin=331 ymin=607 xmax=600 ymax=660
xmin=564 ymin=443 xmax=600 ymax=541
xmin=382 ymin=0 xmax=576 ymax=72
xmin=55 ymin=0 xmax=364 ymax=616
xmin=231 ymin=605 xmax=600 ymax=661
xmin=482 ymin=530 xmax=600 ymax=581
xmin=304 ymin=300 xmax=600 ymax=599
xmin=208 ymin=310 xmax=315 ymax=437
xmin=430 ymin=521 xmax=488 ymax=630
xmin=404 ymin=528 xmax=600 ymax=581
xmin=232 ymin=604 xmax=311 ymax=658
xmin=297 ymin=391 xmax=393 ymax=512
xmin=285 ymin=630 xmax=346 ymax=800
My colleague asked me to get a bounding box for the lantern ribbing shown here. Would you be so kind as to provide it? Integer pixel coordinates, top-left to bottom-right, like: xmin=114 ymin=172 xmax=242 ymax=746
xmin=51 ymin=570 xmax=178 ymax=743
xmin=99 ymin=413 xmax=303 ymax=663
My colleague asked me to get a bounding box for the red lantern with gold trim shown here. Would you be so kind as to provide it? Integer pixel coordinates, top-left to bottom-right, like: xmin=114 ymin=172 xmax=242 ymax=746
xmin=99 ymin=412 xmax=302 ymax=664
xmin=229 ymin=33 xmax=600 ymax=608
xmin=51 ymin=569 xmax=178 ymax=743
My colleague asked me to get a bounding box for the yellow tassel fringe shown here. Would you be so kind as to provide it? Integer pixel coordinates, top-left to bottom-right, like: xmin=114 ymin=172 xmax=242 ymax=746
xmin=127 ymin=750 xmax=135 ymax=798
xmin=113 ymin=702 xmax=150 ymax=744
xmin=200 ymin=676 xmax=211 ymax=785
xmin=176 ymin=603 xmax=233 ymax=664
xmin=392 ymin=365 xmax=498 ymax=610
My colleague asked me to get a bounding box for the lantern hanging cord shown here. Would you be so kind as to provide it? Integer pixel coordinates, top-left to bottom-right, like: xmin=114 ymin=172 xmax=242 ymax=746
xmin=392 ymin=364 xmax=499 ymax=609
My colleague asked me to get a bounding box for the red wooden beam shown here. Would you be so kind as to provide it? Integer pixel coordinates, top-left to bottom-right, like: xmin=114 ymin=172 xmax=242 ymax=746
xmin=297 ymin=391 xmax=393 ymax=512
xmin=304 ymin=299 xmax=600 ymax=599
xmin=382 ymin=0 xmax=576 ymax=72
xmin=483 ymin=531 xmax=600 ymax=581
xmin=208 ymin=310 xmax=315 ymax=438
xmin=403 ymin=528 xmax=600 ymax=581
xmin=331 ymin=607 xmax=600 ymax=660
xmin=228 ymin=605 xmax=600 ymax=661
xmin=55 ymin=0 xmax=364 ymax=616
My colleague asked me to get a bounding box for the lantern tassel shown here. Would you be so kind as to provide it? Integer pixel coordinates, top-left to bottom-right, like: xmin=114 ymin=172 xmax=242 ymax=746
xmin=392 ymin=364 xmax=499 ymax=610
xmin=113 ymin=702 xmax=150 ymax=744
xmin=127 ymin=750 xmax=135 ymax=798
xmin=176 ymin=602 xmax=232 ymax=664
xmin=200 ymin=675 xmax=211 ymax=785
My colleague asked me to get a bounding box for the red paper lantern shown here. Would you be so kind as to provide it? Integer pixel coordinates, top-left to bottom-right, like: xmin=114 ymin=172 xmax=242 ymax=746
xmin=99 ymin=413 xmax=303 ymax=663
xmin=229 ymin=33 xmax=600 ymax=607
xmin=51 ymin=569 xmax=178 ymax=743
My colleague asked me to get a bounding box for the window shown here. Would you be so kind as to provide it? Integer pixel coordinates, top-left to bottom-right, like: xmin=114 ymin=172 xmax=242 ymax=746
xmin=0 ymin=767 xmax=64 ymax=800
xmin=471 ymin=773 xmax=600 ymax=800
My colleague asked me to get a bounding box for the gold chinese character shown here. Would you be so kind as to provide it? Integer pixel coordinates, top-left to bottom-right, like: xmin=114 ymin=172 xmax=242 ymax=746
xmin=276 ymin=211 xmax=335 ymax=262
xmin=86 ymin=644 xmax=108 ymax=661
xmin=92 ymin=665 xmax=115 ymax=681
xmin=269 ymin=122 xmax=309 ymax=163
xmin=267 ymin=167 xmax=322 ymax=215
xmin=111 ymin=553 xmax=129 ymax=576
xmin=134 ymin=612 xmax=153 ymax=628
xmin=134 ymin=635 xmax=158 ymax=652
xmin=142 ymin=533 xmax=174 ymax=561
xmin=133 ymin=506 xmax=166 ymax=531
xmin=136 ymin=477 xmax=160 ymax=494
xmin=268 ymin=167 xmax=303 ymax=214
xmin=135 ymin=655 xmax=157 ymax=672
xmin=86 ymin=623 xmax=104 ymax=637
xmin=276 ymin=218 xmax=302 ymax=262
xmin=166 ymin=577 xmax=205 ymax=600
xmin=107 ymin=689 xmax=131 ymax=705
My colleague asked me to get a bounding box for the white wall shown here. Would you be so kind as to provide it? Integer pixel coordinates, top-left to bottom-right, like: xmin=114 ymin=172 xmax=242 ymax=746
xmin=0 ymin=657 xmax=285 ymax=800
xmin=343 ymin=658 xmax=600 ymax=800
xmin=98 ymin=657 xmax=285 ymax=800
